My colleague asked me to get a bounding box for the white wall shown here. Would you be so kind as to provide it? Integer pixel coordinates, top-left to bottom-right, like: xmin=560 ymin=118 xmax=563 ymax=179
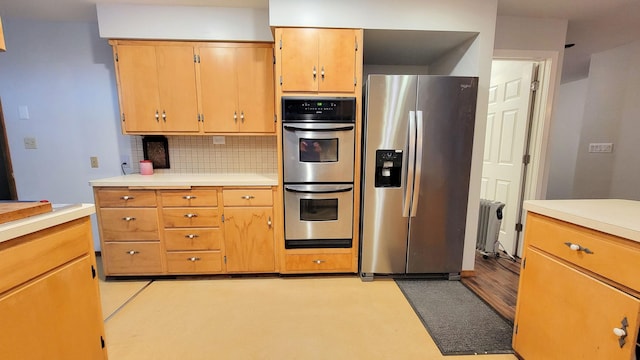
xmin=546 ymin=79 xmax=587 ymax=199
xmin=269 ymin=0 xmax=497 ymax=272
xmin=573 ymin=40 xmax=640 ymax=200
xmin=0 ymin=19 xmax=127 ymax=249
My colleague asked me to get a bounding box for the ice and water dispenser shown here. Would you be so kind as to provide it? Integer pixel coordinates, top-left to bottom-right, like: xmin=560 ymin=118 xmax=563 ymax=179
xmin=374 ymin=150 xmax=402 ymax=187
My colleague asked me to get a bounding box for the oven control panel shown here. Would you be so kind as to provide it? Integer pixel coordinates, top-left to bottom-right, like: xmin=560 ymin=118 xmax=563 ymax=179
xmin=282 ymin=97 xmax=356 ymax=122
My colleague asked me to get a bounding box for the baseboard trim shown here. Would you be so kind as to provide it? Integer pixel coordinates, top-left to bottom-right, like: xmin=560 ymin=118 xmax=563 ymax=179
xmin=460 ymin=270 xmax=475 ymax=278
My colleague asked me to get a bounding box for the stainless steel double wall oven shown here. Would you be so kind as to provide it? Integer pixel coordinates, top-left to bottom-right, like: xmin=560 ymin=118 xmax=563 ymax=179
xmin=282 ymin=97 xmax=356 ymax=249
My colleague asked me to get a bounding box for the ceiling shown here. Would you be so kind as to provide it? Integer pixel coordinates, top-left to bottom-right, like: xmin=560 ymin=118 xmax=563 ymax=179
xmin=1 ymin=0 xmax=639 ymax=83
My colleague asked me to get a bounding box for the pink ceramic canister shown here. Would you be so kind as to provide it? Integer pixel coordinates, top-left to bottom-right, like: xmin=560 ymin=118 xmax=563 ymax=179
xmin=140 ymin=160 xmax=154 ymax=175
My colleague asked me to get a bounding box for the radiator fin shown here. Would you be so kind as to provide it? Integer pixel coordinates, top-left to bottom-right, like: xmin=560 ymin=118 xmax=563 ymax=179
xmin=476 ymin=199 xmax=505 ymax=255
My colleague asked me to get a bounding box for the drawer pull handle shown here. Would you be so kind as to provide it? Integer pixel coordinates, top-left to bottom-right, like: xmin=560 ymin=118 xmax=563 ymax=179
xmin=614 ymin=317 xmax=629 ymax=348
xmin=312 ymin=259 xmax=325 ymax=264
xmin=184 ymin=213 xmax=198 ymax=218
xmin=613 ymin=327 xmax=626 ymax=337
xmin=188 ymin=257 xmax=201 ymax=262
xmin=241 ymin=195 xmax=255 ymax=200
xmin=126 ymin=250 xmax=140 ymax=255
xmin=122 ymin=216 xmax=136 ymax=221
xmin=563 ymin=242 xmax=594 ymax=254
xmin=183 ymin=195 xmax=197 ymax=200
xmin=121 ymin=195 xmax=134 ymax=200
xmin=185 ymin=234 xmax=199 ymax=239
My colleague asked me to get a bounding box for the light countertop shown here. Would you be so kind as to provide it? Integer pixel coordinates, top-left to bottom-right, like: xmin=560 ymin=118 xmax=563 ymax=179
xmin=0 ymin=203 xmax=95 ymax=243
xmin=524 ymin=199 xmax=640 ymax=243
xmin=89 ymin=173 xmax=278 ymax=187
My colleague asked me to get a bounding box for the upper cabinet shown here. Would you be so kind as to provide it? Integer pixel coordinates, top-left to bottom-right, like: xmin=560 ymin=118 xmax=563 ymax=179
xmin=112 ymin=41 xmax=199 ymax=134
xmin=198 ymin=43 xmax=275 ymax=134
xmin=278 ymin=28 xmax=359 ymax=93
xmin=110 ymin=40 xmax=275 ymax=135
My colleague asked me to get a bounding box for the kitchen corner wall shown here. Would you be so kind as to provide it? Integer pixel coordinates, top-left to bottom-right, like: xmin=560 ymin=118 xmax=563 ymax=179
xmin=129 ymin=136 xmax=277 ymax=174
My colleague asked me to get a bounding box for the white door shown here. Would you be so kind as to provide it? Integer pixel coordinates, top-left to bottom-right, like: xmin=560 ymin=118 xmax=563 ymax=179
xmin=481 ymin=60 xmax=536 ymax=256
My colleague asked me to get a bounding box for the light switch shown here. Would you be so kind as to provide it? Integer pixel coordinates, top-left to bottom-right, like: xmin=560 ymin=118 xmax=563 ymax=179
xmin=18 ymin=105 xmax=30 ymax=120
xmin=24 ymin=137 xmax=37 ymax=149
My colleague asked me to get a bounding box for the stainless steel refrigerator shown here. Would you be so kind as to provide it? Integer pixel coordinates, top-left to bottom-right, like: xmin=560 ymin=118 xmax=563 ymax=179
xmin=359 ymin=75 xmax=478 ymax=280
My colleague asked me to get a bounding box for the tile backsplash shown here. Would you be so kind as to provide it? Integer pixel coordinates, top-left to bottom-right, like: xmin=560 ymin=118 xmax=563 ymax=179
xmin=129 ymin=136 xmax=277 ymax=174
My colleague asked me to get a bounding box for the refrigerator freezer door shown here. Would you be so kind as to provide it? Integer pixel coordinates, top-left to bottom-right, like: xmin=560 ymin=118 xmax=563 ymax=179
xmin=360 ymin=75 xmax=417 ymax=275
xmin=406 ymin=76 xmax=478 ymax=274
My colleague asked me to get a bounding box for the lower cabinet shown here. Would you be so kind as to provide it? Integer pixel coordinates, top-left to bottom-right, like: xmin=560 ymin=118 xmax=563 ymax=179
xmin=94 ymin=186 xmax=276 ymax=276
xmin=0 ymin=217 xmax=107 ymax=359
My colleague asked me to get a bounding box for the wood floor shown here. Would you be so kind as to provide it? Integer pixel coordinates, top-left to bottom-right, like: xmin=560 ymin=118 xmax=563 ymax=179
xmin=461 ymin=251 xmax=521 ymax=323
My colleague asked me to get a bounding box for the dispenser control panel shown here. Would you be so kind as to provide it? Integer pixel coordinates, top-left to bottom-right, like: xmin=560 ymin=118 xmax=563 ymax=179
xmin=375 ymin=150 xmax=402 ymax=188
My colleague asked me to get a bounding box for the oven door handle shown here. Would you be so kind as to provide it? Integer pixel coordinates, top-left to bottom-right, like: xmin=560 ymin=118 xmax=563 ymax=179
xmin=283 ymin=125 xmax=354 ymax=132
xmin=284 ymin=185 xmax=353 ymax=194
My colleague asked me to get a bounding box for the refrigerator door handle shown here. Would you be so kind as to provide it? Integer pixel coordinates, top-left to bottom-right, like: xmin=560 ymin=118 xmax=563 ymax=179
xmin=411 ymin=111 xmax=424 ymax=216
xmin=403 ymin=111 xmax=417 ymax=217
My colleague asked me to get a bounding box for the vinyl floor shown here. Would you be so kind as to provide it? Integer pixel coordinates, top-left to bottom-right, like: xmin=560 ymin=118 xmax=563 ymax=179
xmin=98 ymin=271 xmax=517 ymax=359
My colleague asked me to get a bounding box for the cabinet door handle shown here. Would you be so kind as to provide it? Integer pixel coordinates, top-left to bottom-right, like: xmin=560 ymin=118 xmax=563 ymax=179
xmin=240 ymin=111 xmax=245 ymax=123
xmin=185 ymin=234 xmax=199 ymax=239
xmin=321 ymin=65 xmax=325 ymax=79
xmin=267 ymin=216 xmax=272 ymax=227
xmin=182 ymin=195 xmax=197 ymax=200
xmin=122 ymin=216 xmax=136 ymax=221
xmin=241 ymin=195 xmax=255 ymax=200
xmin=563 ymin=242 xmax=594 ymax=254
xmin=162 ymin=110 xmax=167 ymax=122
xmin=121 ymin=195 xmax=135 ymax=200
xmin=155 ymin=110 xmax=160 ymax=122
xmin=234 ymin=111 xmax=238 ymax=123
xmin=614 ymin=317 xmax=629 ymax=347
xmin=312 ymin=259 xmax=325 ymax=264
xmin=184 ymin=213 xmax=198 ymax=218
xmin=126 ymin=250 xmax=140 ymax=255
xmin=187 ymin=257 xmax=201 ymax=262
xmin=312 ymin=65 xmax=317 ymax=79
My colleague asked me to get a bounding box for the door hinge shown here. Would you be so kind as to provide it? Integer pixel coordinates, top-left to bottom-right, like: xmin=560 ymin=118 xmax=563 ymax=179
xmin=115 ymin=53 xmax=119 ymax=62
xmin=515 ymin=324 xmax=518 ymax=334
xmin=274 ymin=115 xmax=277 ymax=123
xmin=354 ymin=77 xmax=357 ymax=86
xmin=279 ymin=38 xmax=282 ymax=50
xmin=522 ymin=258 xmax=526 ymax=269
xmin=523 ymin=154 xmax=531 ymax=165
xmin=273 ymin=55 xmax=276 ymax=65
xmin=91 ymin=265 xmax=96 ymax=279
xmin=221 ymin=214 xmax=225 ymax=223
xmin=224 ymin=255 xmax=227 ymax=264
xmin=279 ymin=75 xmax=283 ymax=86
xmin=515 ymin=223 xmax=523 ymax=232
xmin=355 ymin=38 xmax=358 ymax=51
xmin=121 ymin=113 xmax=125 ymax=122
xmin=100 ymin=336 xmax=105 ymax=348
xmin=530 ymin=80 xmax=539 ymax=91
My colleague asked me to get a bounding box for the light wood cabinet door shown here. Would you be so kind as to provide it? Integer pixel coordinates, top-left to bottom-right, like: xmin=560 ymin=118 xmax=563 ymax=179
xmin=513 ymin=248 xmax=640 ymax=360
xmin=116 ymin=44 xmax=162 ymax=133
xmin=279 ymin=28 xmax=357 ymax=93
xmin=0 ymin=256 xmax=106 ymax=359
xmin=223 ymin=207 xmax=275 ymax=272
xmin=115 ymin=43 xmax=198 ymax=133
xmin=199 ymin=45 xmax=274 ymax=133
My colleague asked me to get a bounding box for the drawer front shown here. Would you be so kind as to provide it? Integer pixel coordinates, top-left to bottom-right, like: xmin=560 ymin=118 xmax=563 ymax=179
xmin=103 ymin=242 xmax=163 ymax=275
xmin=162 ymin=208 xmax=220 ymax=228
xmin=526 ymin=213 xmax=640 ymax=291
xmin=96 ymin=188 xmax=156 ymax=207
xmin=99 ymin=208 xmax=159 ymax=241
xmin=160 ymin=189 xmax=218 ymax=207
xmin=223 ymin=189 xmax=273 ymax=206
xmin=166 ymin=251 xmax=223 ymax=274
xmin=164 ymin=228 xmax=223 ymax=251
xmin=0 ymin=218 xmax=91 ymax=295
xmin=284 ymin=253 xmax=354 ymax=273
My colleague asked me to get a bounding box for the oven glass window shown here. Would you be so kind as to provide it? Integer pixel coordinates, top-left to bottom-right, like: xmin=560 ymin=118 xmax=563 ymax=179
xmin=299 ymin=138 xmax=338 ymax=163
xmin=300 ymin=198 xmax=338 ymax=221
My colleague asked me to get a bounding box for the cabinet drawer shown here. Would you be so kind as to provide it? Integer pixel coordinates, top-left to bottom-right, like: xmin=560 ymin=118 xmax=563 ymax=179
xmin=284 ymin=253 xmax=353 ymax=273
xmin=0 ymin=218 xmax=91 ymax=295
xmin=162 ymin=208 xmax=220 ymax=228
xmin=96 ymin=188 xmax=156 ymax=207
xmin=99 ymin=208 xmax=159 ymax=241
xmin=166 ymin=251 xmax=223 ymax=274
xmin=103 ymin=242 xmax=163 ymax=275
xmin=164 ymin=228 xmax=223 ymax=251
xmin=223 ymin=189 xmax=272 ymax=206
xmin=526 ymin=213 xmax=640 ymax=291
xmin=160 ymin=189 xmax=218 ymax=207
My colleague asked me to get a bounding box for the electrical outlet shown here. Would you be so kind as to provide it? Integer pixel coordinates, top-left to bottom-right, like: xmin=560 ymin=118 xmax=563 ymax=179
xmin=588 ymin=143 xmax=613 ymax=153
xmin=90 ymin=156 xmax=99 ymax=168
xmin=24 ymin=137 xmax=37 ymax=149
xmin=212 ymin=136 xmax=225 ymax=145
